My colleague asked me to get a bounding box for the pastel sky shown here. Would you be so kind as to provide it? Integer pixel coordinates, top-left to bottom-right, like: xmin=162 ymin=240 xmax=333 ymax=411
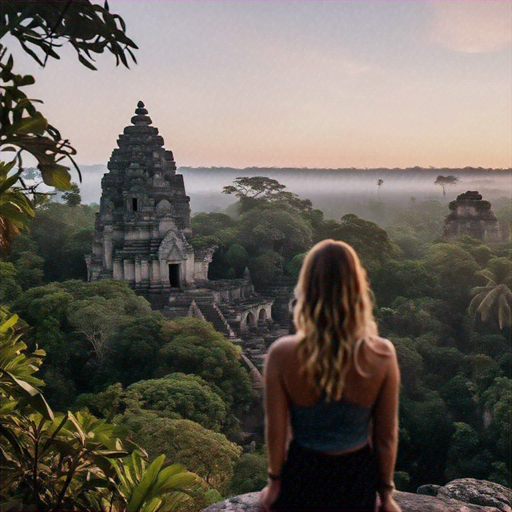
xmin=7 ymin=0 xmax=512 ymax=168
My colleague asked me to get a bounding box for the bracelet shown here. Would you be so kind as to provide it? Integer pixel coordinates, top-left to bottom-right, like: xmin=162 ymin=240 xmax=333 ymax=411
xmin=267 ymin=471 xmax=282 ymax=481
xmin=378 ymin=480 xmax=395 ymax=493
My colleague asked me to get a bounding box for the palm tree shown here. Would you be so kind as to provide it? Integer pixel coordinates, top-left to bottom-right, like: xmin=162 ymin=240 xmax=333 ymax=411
xmin=469 ymin=258 xmax=511 ymax=329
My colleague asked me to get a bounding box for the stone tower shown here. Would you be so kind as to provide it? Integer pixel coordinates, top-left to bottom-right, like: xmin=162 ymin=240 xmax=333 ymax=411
xmin=86 ymin=101 xmax=214 ymax=299
xmin=444 ymin=191 xmax=501 ymax=242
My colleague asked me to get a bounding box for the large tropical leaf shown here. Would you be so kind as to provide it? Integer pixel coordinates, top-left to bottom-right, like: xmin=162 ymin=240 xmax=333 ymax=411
xmin=469 ymin=261 xmax=512 ymax=330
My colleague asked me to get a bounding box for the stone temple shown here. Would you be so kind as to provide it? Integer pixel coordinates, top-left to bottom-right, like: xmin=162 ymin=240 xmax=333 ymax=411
xmin=86 ymin=101 xmax=213 ymax=296
xmin=444 ymin=191 xmax=501 ymax=243
xmin=86 ymin=102 xmax=280 ymax=373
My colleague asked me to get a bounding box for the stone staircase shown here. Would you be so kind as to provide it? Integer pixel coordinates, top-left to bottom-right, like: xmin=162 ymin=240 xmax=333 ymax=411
xmin=195 ymin=301 xmax=235 ymax=338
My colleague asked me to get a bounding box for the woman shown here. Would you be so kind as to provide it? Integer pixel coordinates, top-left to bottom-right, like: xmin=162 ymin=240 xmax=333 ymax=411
xmin=259 ymin=240 xmax=401 ymax=512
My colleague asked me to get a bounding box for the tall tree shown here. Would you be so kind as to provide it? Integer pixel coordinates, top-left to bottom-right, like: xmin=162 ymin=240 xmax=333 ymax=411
xmin=62 ymin=182 xmax=81 ymax=207
xmin=222 ymin=176 xmax=311 ymax=213
xmin=222 ymin=176 xmax=286 ymax=200
xmin=434 ymin=175 xmax=459 ymax=197
xmin=377 ymin=178 xmax=384 ymax=201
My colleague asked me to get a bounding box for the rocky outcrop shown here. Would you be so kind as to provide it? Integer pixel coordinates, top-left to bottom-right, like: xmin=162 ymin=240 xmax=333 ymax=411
xmin=202 ymin=479 xmax=511 ymax=512
xmin=437 ymin=479 xmax=511 ymax=512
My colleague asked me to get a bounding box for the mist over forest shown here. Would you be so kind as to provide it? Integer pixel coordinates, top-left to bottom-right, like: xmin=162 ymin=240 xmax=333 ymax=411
xmin=72 ymin=165 xmax=511 ymax=232
xmin=75 ymin=165 xmax=511 ymax=219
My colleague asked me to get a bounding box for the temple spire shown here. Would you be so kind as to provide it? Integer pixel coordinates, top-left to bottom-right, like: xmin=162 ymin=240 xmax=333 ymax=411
xmin=131 ymin=100 xmax=152 ymax=125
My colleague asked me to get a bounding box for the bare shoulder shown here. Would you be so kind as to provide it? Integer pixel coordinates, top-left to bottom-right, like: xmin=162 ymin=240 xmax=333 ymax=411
xmin=364 ymin=336 xmax=397 ymax=358
xmin=267 ymin=335 xmax=299 ymax=361
xmin=264 ymin=336 xmax=298 ymax=378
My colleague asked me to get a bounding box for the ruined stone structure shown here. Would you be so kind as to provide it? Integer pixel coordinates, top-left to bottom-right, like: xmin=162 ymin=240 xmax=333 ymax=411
xmin=86 ymin=102 xmax=278 ymax=373
xmin=444 ymin=191 xmax=501 ymax=242
xmin=86 ymin=101 xmax=214 ymax=296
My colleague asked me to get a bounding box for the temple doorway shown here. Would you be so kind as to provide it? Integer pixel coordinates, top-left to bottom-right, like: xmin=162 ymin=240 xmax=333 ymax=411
xmin=169 ymin=264 xmax=180 ymax=288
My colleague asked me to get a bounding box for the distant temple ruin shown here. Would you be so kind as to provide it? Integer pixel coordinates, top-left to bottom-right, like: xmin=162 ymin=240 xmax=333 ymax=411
xmin=86 ymin=102 xmax=279 ymax=375
xmin=444 ymin=191 xmax=501 ymax=242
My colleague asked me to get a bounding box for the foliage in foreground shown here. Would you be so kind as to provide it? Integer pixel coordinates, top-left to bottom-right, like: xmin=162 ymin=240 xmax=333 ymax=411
xmin=0 ymin=311 xmax=199 ymax=512
xmin=0 ymin=0 xmax=137 ymax=253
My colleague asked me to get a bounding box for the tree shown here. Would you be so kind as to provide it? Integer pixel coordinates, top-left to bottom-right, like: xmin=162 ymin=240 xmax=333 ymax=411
xmin=28 ymin=203 xmax=97 ymax=281
xmin=134 ymin=418 xmax=242 ymax=494
xmin=286 ymin=251 xmax=307 ymax=279
xmin=191 ymin=212 xmax=235 ymax=237
xmin=238 ymin=205 xmax=312 ymax=259
xmin=440 ymin=375 xmax=479 ymax=425
xmin=0 ymin=312 xmax=197 ymax=512
xmin=1 ymin=0 xmax=137 ymax=251
xmin=377 ymin=178 xmax=384 ymax=201
xmin=372 ymin=260 xmax=435 ymax=307
xmin=425 ymin=243 xmax=480 ymax=304
xmin=469 ymin=257 xmax=511 ymax=329
xmin=222 ymin=176 xmax=311 ymax=213
xmin=434 ymin=175 xmax=459 ymax=197
xmin=225 ymin=243 xmax=249 ymax=278
xmin=229 ymin=453 xmax=268 ymax=495
xmin=445 ymin=422 xmax=480 ymax=480
xmin=481 ymin=377 xmax=511 ymax=461
xmin=124 ymin=374 xmax=229 ymax=432
xmin=379 ymin=297 xmax=443 ymax=339
xmin=392 ymin=337 xmax=424 ymax=393
xmin=13 ymin=280 xmax=155 ymax=407
xmin=155 ymin=317 xmax=253 ymax=412
xmin=62 ymin=182 xmax=81 ymax=207
xmin=67 ymin=297 xmax=124 ymax=365
xmin=398 ymin=392 xmax=454 ymax=486
xmin=223 ymin=176 xmax=286 ymax=200
xmin=0 ymin=261 xmax=21 ymax=302
xmin=11 ymin=247 xmax=44 ymax=289
xmin=248 ymin=249 xmax=285 ymax=288
xmin=327 ymin=214 xmax=395 ymax=272
xmin=107 ymin=314 xmax=170 ymax=386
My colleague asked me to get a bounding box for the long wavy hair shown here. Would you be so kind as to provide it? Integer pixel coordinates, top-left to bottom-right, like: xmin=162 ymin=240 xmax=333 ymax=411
xmin=294 ymin=239 xmax=377 ymax=401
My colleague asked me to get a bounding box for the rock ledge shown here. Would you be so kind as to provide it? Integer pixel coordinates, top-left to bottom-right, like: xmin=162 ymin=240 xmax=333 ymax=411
xmin=202 ymin=479 xmax=511 ymax=512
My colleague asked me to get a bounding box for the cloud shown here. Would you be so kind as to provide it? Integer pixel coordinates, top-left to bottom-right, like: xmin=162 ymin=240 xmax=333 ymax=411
xmin=429 ymin=0 xmax=511 ymax=53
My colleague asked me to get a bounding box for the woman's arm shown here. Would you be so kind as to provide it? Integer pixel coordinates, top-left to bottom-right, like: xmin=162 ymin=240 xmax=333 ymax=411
xmin=372 ymin=343 xmax=401 ymax=509
xmin=264 ymin=341 xmax=291 ymax=476
xmin=259 ymin=341 xmax=291 ymax=511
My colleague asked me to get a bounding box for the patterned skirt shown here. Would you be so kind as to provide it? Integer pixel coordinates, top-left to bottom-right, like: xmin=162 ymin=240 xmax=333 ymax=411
xmin=270 ymin=441 xmax=377 ymax=511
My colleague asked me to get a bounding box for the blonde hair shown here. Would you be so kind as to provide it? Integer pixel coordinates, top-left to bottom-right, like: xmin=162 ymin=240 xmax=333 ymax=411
xmin=294 ymin=239 xmax=377 ymax=401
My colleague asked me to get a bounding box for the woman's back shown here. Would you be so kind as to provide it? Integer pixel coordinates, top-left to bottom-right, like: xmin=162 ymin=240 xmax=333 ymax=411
xmin=277 ymin=334 xmax=394 ymax=409
xmin=270 ymin=334 xmax=395 ymax=454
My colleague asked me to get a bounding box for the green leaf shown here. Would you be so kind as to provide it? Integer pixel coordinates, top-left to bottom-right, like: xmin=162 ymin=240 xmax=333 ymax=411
xmin=40 ymin=413 xmax=69 ymax=455
xmin=25 ymin=391 xmax=54 ymax=421
xmin=5 ymin=115 xmax=47 ymax=136
xmin=39 ymin=164 xmax=72 ymax=190
xmin=78 ymin=53 xmax=97 ymax=70
xmin=95 ymin=449 xmax=130 ymax=458
xmin=4 ymin=371 xmax=39 ymax=397
xmin=67 ymin=411 xmax=86 ymax=445
xmin=127 ymin=454 xmax=165 ymax=512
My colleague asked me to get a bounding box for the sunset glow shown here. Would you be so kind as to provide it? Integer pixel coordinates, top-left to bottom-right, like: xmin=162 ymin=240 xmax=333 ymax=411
xmin=7 ymin=0 xmax=512 ymax=169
